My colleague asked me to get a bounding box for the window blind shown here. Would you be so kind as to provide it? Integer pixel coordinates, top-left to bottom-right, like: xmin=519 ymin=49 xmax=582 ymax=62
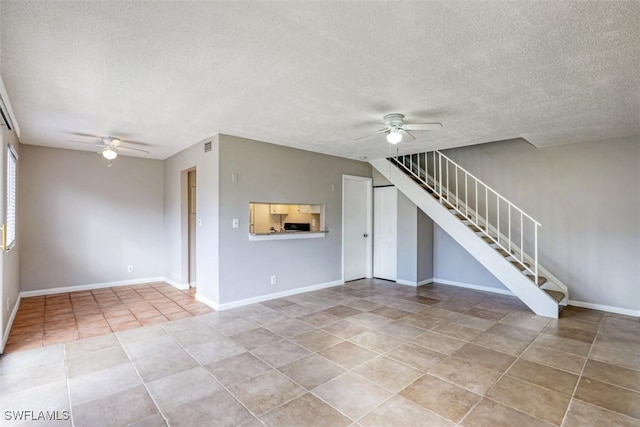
xmin=6 ymin=146 xmax=16 ymax=249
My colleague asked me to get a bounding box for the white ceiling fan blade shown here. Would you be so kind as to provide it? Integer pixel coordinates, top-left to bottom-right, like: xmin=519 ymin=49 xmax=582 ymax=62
xmin=354 ymin=127 xmax=390 ymax=141
xmin=67 ymin=131 xmax=103 ymax=139
xmin=400 ymin=129 xmax=416 ymax=141
xmin=117 ymin=146 xmax=149 ymax=154
xmin=66 ymin=139 xmax=98 ymax=145
xmin=68 ymin=140 xmax=109 ymax=149
xmin=404 ymin=123 xmax=443 ymax=131
xmin=119 ymin=139 xmax=152 ymax=147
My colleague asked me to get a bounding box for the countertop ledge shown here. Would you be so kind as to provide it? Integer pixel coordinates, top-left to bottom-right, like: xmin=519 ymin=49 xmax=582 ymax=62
xmin=249 ymin=230 xmax=328 ymax=241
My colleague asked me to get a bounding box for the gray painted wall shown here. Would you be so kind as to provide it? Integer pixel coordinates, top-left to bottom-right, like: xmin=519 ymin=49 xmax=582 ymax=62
xmin=372 ymin=168 xmax=392 ymax=186
xmin=417 ymin=210 xmax=433 ymax=282
xmin=19 ymin=145 xmax=164 ymax=291
xmin=433 ymin=225 xmax=506 ymax=290
xmin=163 ymin=136 xmax=220 ymax=304
xmin=217 ymin=135 xmax=371 ymax=303
xmin=441 ymin=137 xmax=640 ymax=310
xmin=1 ymin=128 xmax=20 ymax=346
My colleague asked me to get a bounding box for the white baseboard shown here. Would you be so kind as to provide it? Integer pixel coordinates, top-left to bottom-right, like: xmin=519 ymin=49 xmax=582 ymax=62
xmin=1 ymin=294 xmax=21 ymax=354
xmin=568 ymin=300 xmax=640 ymax=318
xmin=163 ymin=278 xmax=190 ymax=291
xmin=19 ymin=277 xmax=167 ymax=298
xmin=203 ymin=279 xmax=345 ymax=311
xmin=189 ymin=282 xmax=197 ymax=288
xmin=195 ymin=293 xmax=219 ymax=310
xmin=432 ymin=278 xmax=514 ymax=296
xmin=395 ymin=279 xmax=418 ymax=287
xmin=396 ymin=278 xmax=434 ymax=287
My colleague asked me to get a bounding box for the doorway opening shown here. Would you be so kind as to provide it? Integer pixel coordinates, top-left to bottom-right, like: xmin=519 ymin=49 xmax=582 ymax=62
xmin=187 ymin=169 xmax=197 ymax=287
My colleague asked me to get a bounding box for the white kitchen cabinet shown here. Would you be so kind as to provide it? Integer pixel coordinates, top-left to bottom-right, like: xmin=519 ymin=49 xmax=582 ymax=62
xmin=297 ymin=204 xmax=321 ymax=214
xmin=270 ymin=204 xmax=290 ymax=214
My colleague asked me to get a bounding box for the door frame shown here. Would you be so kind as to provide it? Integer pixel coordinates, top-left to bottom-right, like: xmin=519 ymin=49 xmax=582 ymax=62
xmin=180 ymin=166 xmax=196 ymax=288
xmin=341 ymin=174 xmax=373 ymax=282
xmin=187 ymin=169 xmax=197 ymax=287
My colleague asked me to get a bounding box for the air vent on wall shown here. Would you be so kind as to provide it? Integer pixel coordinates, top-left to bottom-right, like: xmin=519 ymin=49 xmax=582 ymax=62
xmin=204 ymin=141 xmax=212 ymax=153
xmin=0 ymin=94 xmax=14 ymax=131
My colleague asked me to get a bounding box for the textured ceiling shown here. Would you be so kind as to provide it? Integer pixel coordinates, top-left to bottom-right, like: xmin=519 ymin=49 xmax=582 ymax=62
xmin=1 ymin=1 xmax=639 ymax=160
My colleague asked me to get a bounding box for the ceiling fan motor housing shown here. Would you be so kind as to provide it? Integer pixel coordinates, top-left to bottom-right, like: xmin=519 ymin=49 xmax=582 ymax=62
xmin=383 ymin=113 xmax=405 ymax=127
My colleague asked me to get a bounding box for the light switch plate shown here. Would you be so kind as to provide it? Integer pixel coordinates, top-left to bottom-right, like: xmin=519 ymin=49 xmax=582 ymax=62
xmin=232 ymin=218 xmax=239 ymax=228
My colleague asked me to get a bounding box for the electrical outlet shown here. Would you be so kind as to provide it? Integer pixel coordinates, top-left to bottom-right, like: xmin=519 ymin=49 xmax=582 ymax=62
xmin=270 ymin=275 xmax=277 ymax=285
xmin=127 ymin=265 xmax=134 ymax=273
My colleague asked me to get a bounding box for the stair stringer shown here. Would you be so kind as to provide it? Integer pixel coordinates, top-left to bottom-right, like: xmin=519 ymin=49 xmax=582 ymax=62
xmin=421 ymin=176 xmax=568 ymax=303
xmin=370 ymin=158 xmax=559 ymax=318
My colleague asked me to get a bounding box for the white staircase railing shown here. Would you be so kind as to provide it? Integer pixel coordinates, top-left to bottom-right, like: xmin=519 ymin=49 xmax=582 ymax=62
xmin=391 ymin=150 xmax=541 ymax=287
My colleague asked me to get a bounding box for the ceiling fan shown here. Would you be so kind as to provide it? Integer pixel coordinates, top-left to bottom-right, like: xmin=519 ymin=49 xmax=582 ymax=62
xmin=357 ymin=113 xmax=442 ymax=144
xmin=66 ymin=132 xmax=150 ymax=160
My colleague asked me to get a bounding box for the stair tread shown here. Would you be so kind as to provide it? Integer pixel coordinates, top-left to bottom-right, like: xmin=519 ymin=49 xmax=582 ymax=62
xmin=544 ymin=289 xmax=565 ymax=303
xmin=526 ymin=274 xmax=548 ymax=287
xmin=481 ymin=235 xmax=499 ymax=244
xmin=510 ymin=261 xmax=531 ymax=271
xmin=495 ymin=248 xmax=516 ymax=257
xmin=467 ymin=223 xmax=482 ymax=232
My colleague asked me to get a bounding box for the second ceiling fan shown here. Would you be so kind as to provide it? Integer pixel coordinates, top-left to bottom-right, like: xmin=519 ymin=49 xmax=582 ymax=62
xmin=67 ymin=132 xmax=150 ymax=160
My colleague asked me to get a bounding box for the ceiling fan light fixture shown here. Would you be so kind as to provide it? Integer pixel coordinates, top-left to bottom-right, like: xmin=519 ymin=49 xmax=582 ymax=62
xmin=386 ymin=129 xmax=402 ymax=144
xmin=102 ymin=148 xmax=117 ymax=160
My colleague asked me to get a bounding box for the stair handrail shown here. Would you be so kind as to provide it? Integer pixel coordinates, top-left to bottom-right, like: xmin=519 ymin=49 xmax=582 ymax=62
xmin=391 ymin=150 xmax=541 ymax=286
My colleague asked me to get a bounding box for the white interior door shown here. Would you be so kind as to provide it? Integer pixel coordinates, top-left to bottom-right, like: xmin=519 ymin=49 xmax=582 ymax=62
xmin=343 ymin=175 xmax=372 ymax=281
xmin=374 ymin=186 xmax=397 ymax=280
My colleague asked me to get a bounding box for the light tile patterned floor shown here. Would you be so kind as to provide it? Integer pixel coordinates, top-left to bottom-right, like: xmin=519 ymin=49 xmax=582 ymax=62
xmin=4 ymin=283 xmax=212 ymax=353
xmin=0 ymin=279 xmax=638 ymax=426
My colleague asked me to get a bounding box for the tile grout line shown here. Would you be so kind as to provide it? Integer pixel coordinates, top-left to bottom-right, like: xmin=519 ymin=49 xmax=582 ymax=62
xmin=559 ymin=315 xmax=603 ymax=426
xmin=455 ymin=315 xmax=554 ymax=427
xmin=350 ymin=356 xmax=452 ymax=425
xmin=232 ymin=306 xmax=422 ymax=424
xmin=228 ymin=315 xmax=362 ymax=423
xmin=114 ymin=328 xmax=171 ymax=426
xmin=62 ymin=343 xmax=76 ymax=427
xmin=163 ymin=318 xmax=270 ymax=426
xmin=297 ymin=300 xmax=472 ymax=424
xmin=249 ymin=287 xmax=549 ymax=425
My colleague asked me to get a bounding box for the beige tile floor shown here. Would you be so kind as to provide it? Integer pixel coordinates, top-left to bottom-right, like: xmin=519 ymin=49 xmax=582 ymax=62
xmin=0 ymin=279 xmax=638 ymax=426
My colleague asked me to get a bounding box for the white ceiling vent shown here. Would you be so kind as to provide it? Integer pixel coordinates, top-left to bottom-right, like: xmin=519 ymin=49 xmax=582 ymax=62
xmin=0 ymin=95 xmax=14 ymax=131
xmin=204 ymin=141 xmax=212 ymax=153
